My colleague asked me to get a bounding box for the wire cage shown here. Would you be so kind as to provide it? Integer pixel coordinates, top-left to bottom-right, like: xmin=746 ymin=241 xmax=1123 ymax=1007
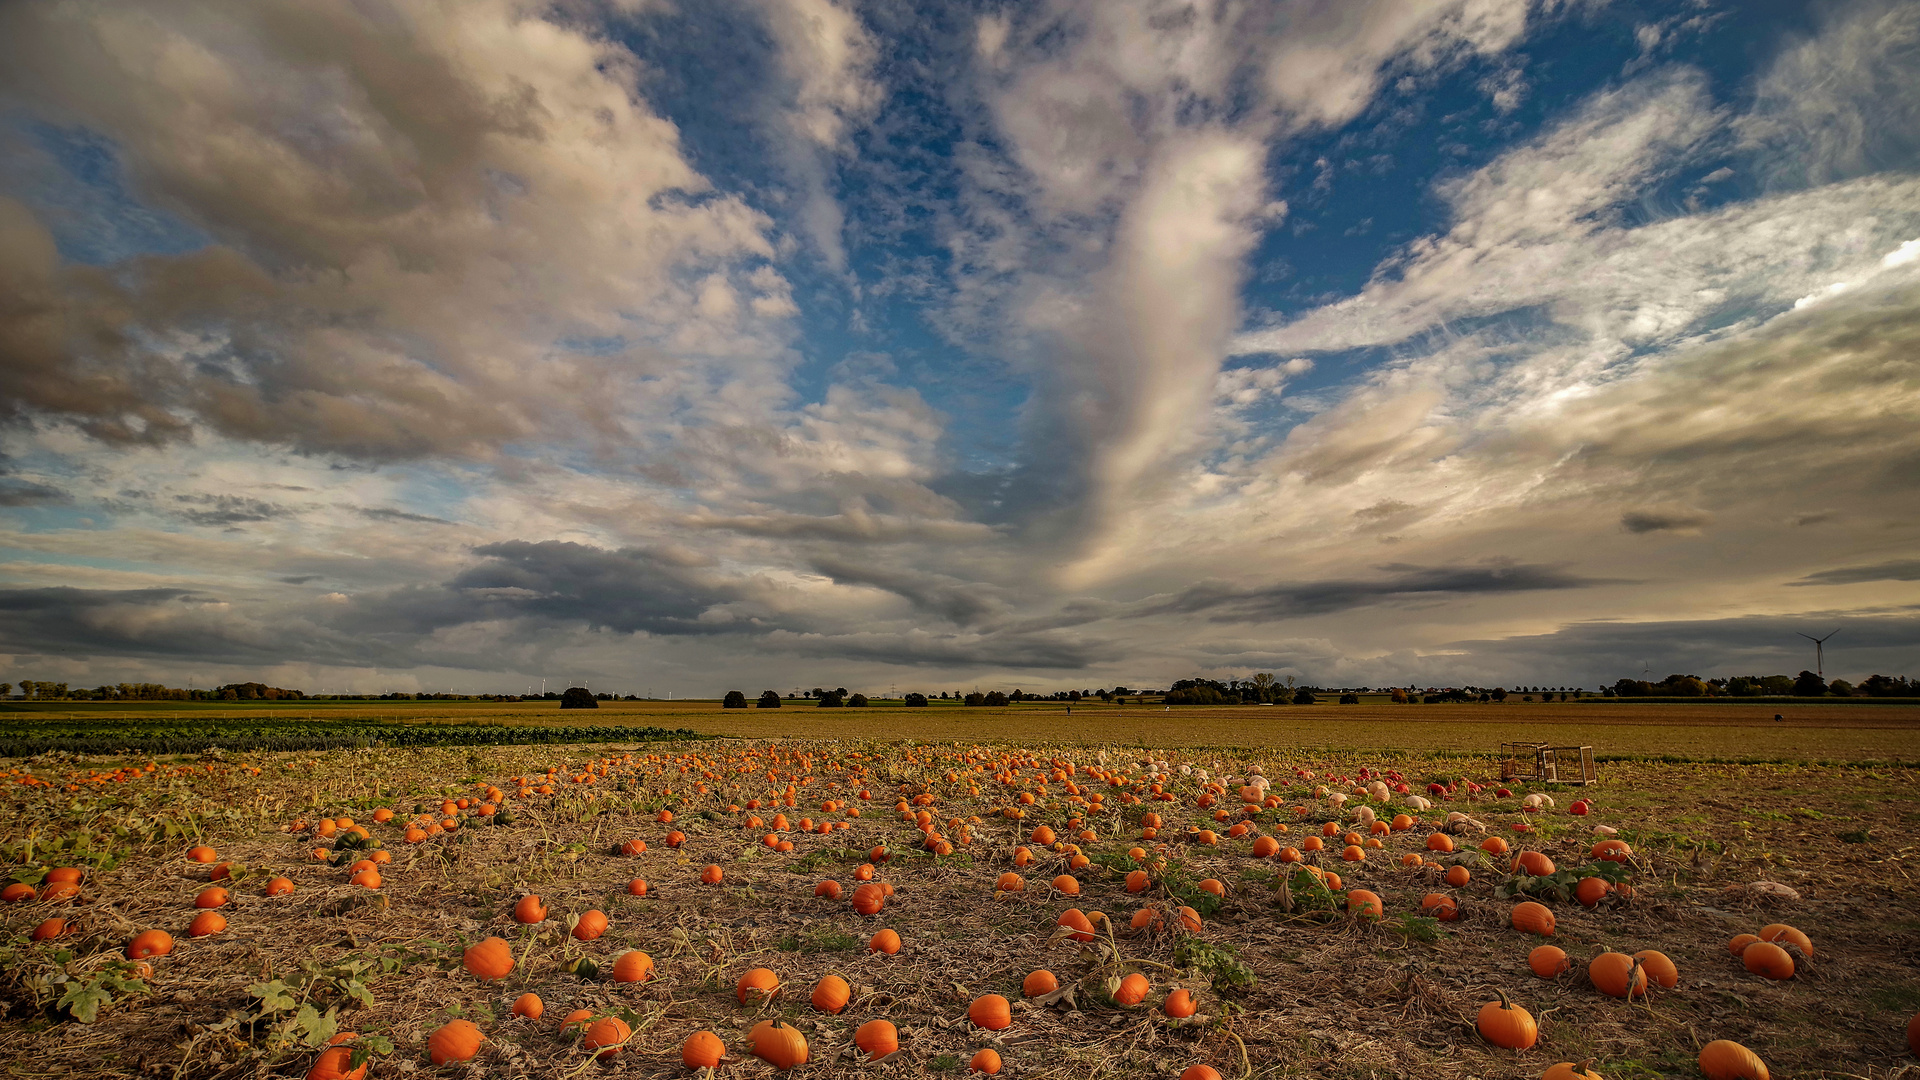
xmin=1499 ymin=742 xmax=1597 ymax=785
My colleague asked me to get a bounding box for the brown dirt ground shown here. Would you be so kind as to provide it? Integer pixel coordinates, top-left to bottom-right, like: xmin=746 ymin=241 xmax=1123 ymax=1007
xmin=1 ymin=737 xmax=1917 ymax=1080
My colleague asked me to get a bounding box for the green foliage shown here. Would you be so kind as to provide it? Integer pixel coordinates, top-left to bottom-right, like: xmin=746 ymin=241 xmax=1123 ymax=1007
xmin=1384 ymin=913 xmax=1445 ymax=944
xmin=1494 ymin=859 xmax=1634 ymax=902
xmin=0 ymin=719 xmax=698 ymax=757
xmin=1173 ymin=938 xmax=1256 ymax=994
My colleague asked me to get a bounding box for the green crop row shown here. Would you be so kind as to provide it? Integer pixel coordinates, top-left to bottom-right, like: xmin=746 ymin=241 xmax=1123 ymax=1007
xmin=0 ymin=723 xmax=701 ymax=757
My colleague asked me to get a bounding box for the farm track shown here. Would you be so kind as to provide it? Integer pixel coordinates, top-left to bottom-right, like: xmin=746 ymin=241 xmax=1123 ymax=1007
xmin=1 ymin=735 xmax=1917 ymax=1079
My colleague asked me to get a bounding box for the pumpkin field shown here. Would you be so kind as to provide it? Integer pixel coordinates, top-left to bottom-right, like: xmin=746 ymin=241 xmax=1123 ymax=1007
xmin=1 ymin=722 xmax=1917 ymax=1079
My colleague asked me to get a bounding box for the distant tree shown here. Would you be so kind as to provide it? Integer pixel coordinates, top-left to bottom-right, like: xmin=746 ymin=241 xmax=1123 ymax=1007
xmin=835 ymin=687 xmax=849 ymax=698
xmin=1009 ymin=690 xmax=1024 ymax=701
xmin=983 ymin=691 xmax=1008 ymax=706
xmin=1861 ymin=674 xmax=1915 ymax=697
xmin=1390 ymin=688 xmax=1409 ymax=704
xmin=848 ymin=693 xmax=869 ymax=707
xmin=757 ymin=690 xmax=782 ymax=708
xmin=1792 ymin=670 xmax=1828 ymax=697
xmin=558 ymin=686 xmax=598 ymax=709
xmin=939 ymin=691 xmax=949 ymax=699
xmin=904 ymin=693 xmax=928 ymax=707
xmin=1338 ymin=692 xmax=1359 ymax=704
xmin=1292 ymin=687 xmax=1318 ymax=705
xmin=0 ymin=682 xmax=10 ymax=698
xmin=722 ymin=690 xmax=748 ymax=709
xmin=1760 ymin=675 xmax=1794 ymax=694
xmin=1489 ymin=687 xmax=1507 ymax=702
xmin=817 ymin=691 xmax=844 ymax=707
xmin=963 ymin=692 xmax=986 ymax=706
xmin=1660 ymin=675 xmax=1707 ymax=697
xmin=1112 ymin=686 xmax=1132 ymax=696
xmin=1826 ymin=679 xmax=1855 ymax=696
xmin=1068 ymin=689 xmax=1082 ymax=701
xmin=1096 ymin=689 xmax=1112 ymax=701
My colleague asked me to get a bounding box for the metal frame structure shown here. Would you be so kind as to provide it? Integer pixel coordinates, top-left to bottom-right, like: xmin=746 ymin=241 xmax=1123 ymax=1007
xmin=1498 ymin=741 xmax=1597 ymax=785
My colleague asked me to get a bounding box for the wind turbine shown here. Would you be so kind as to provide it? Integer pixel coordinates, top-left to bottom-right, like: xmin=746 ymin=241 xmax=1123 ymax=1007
xmin=1796 ymin=629 xmax=1839 ymax=678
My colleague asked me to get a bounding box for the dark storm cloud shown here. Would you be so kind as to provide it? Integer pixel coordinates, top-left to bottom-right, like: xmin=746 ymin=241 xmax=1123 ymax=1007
xmin=772 ymin=630 xmax=1100 ymax=670
xmin=1440 ymin=609 xmax=1920 ymax=683
xmin=172 ymin=493 xmax=287 ymax=526
xmin=807 ymin=557 xmax=1002 ymax=626
xmin=1133 ymin=563 xmax=1611 ymax=622
xmin=1792 ymin=560 xmax=1920 ymax=586
xmin=360 ymin=507 xmax=454 ymax=525
xmin=0 ymin=477 xmax=68 ymax=506
xmin=430 ymin=540 xmax=754 ymax=637
xmin=1620 ymin=510 xmax=1713 ymax=534
xmin=0 ymin=586 xmax=375 ymax=665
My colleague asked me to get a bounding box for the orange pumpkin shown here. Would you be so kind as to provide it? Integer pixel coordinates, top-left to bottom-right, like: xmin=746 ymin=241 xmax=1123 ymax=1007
xmin=1164 ymin=988 xmax=1197 ymax=1018
xmin=1346 ymin=889 xmax=1383 ymax=920
xmin=512 ymin=993 xmax=543 ymax=1020
xmin=194 ymin=887 xmax=229 ymax=909
xmin=812 ymin=974 xmax=851 ymax=1013
xmin=701 ymin=864 xmax=724 ymax=884
xmin=127 ymin=929 xmax=174 ymax=959
xmin=1542 ymin=1062 xmax=1603 ymax=1080
xmin=854 ymin=1019 xmax=898 ymax=1061
xmin=1741 ymin=941 xmax=1794 ymax=980
xmin=682 ymin=1030 xmax=726 ymax=1068
xmin=583 ymin=1016 xmax=631 ymax=1058
xmin=304 ymin=1045 xmax=367 ymax=1080
xmin=1589 ymin=952 xmax=1647 ymax=999
xmin=572 ymin=909 xmax=608 ymax=940
xmin=1698 ymin=1039 xmax=1769 ymax=1079
xmin=969 ymin=1048 xmax=1003 ymax=1074
xmin=188 ymin=911 xmax=227 ymax=938
xmin=1113 ymin=972 xmax=1150 ymax=1006
xmin=1511 ymin=901 xmax=1555 ymax=936
xmin=463 ymin=937 xmax=513 ymax=981
xmin=1475 ymin=990 xmax=1537 ymax=1049
xmin=264 ymin=876 xmax=295 ymax=896
xmin=748 ymin=1019 xmax=810 ymax=1069
xmin=31 ymin=918 xmax=68 ymax=941
xmin=611 ymin=950 xmax=654 ymax=983
xmin=737 ymin=967 xmax=780 ymax=1003
xmin=870 ymin=929 xmax=902 ymax=955
xmin=428 ymin=1018 xmax=484 ymax=1064
xmin=1633 ymin=949 xmax=1679 ymax=989
xmin=1022 ymin=969 xmax=1059 ymax=997
xmin=1758 ymin=923 xmax=1812 ymax=958
xmin=1528 ymin=945 xmax=1569 ymax=978
xmin=852 ymin=882 xmax=885 ymax=915
xmin=969 ymin=993 xmax=1012 ymax=1030
xmin=513 ymin=895 xmax=547 ymax=923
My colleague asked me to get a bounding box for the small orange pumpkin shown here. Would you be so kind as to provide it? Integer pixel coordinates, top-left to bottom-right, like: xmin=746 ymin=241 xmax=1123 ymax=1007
xmin=1589 ymin=952 xmax=1647 ymax=999
xmin=463 ymin=937 xmax=513 ymax=981
xmin=1698 ymin=1039 xmax=1769 ymax=1079
xmin=854 ymin=1019 xmax=899 ymax=1061
xmin=1164 ymin=988 xmax=1197 ymax=1018
xmin=682 ymin=1030 xmax=726 ymax=1068
xmin=582 ymin=1016 xmax=630 ymax=1057
xmin=572 ymin=909 xmax=608 ymax=940
xmin=127 ymin=929 xmax=174 ymax=959
xmin=611 ymin=950 xmax=654 ymax=983
xmin=513 ymin=895 xmax=547 ymax=923
xmin=812 ymin=974 xmax=851 ymax=1013
xmin=188 ymin=910 xmax=227 ymax=938
xmin=969 ymin=993 xmax=1012 ymax=1030
xmin=428 ymin=1018 xmax=484 ymax=1064
xmin=1741 ymin=941 xmax=1794 ymax=980
xmin=194 ymin=886 xmax=229 ymax=909
xmin=511 ymin=993 xmax=543 ymax=1020
xmin=1476 ymin=990 xmax=1537 ymax=1049
xmin=1511 ymin=901 xmax=1555 ymax=936
xmin=748 ymin=1019 xmax=809 ymax=1069
xmin=1112 ymin=972 xmax=1150 ymax=1006
xmin=1528 ymin=945 xmax=1570 ymax=978
xmin=970 ymin=1047 xmax=1003 ymax=1073
xmin=737 ymin=967 xmax=780 ymax=1003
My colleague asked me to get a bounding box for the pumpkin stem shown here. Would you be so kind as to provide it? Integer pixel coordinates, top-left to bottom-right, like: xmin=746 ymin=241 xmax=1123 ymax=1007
xmin=1495 ymin=988 xmax=1514 ymax=1010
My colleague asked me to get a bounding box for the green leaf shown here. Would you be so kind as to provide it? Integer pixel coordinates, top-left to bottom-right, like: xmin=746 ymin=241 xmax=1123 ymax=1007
xmin=58 ymin=982 xmax=112 ymax=1024
xmin=248 ymin=979 xmax=298 ymax=1013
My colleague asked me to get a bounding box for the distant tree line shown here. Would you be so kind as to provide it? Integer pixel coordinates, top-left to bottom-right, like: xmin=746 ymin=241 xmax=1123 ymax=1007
xmin=1608 ymin=672 xmax=1915 ymax=698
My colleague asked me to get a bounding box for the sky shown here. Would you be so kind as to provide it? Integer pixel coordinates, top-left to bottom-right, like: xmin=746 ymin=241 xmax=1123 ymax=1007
xmin=1 ymin=0 xmax=1918 ymax=696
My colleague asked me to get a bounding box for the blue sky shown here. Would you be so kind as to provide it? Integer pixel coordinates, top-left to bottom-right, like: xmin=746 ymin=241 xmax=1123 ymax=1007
xmin=1 ymin=0 xmax=1918 ymax=695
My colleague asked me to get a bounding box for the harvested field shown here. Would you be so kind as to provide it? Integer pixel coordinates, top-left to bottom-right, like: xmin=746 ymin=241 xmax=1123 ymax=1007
xmin=2 ymin=731 xmax=1917 ymax=1079
xmin=10 ymin=699 xmax=1920 ymax=763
